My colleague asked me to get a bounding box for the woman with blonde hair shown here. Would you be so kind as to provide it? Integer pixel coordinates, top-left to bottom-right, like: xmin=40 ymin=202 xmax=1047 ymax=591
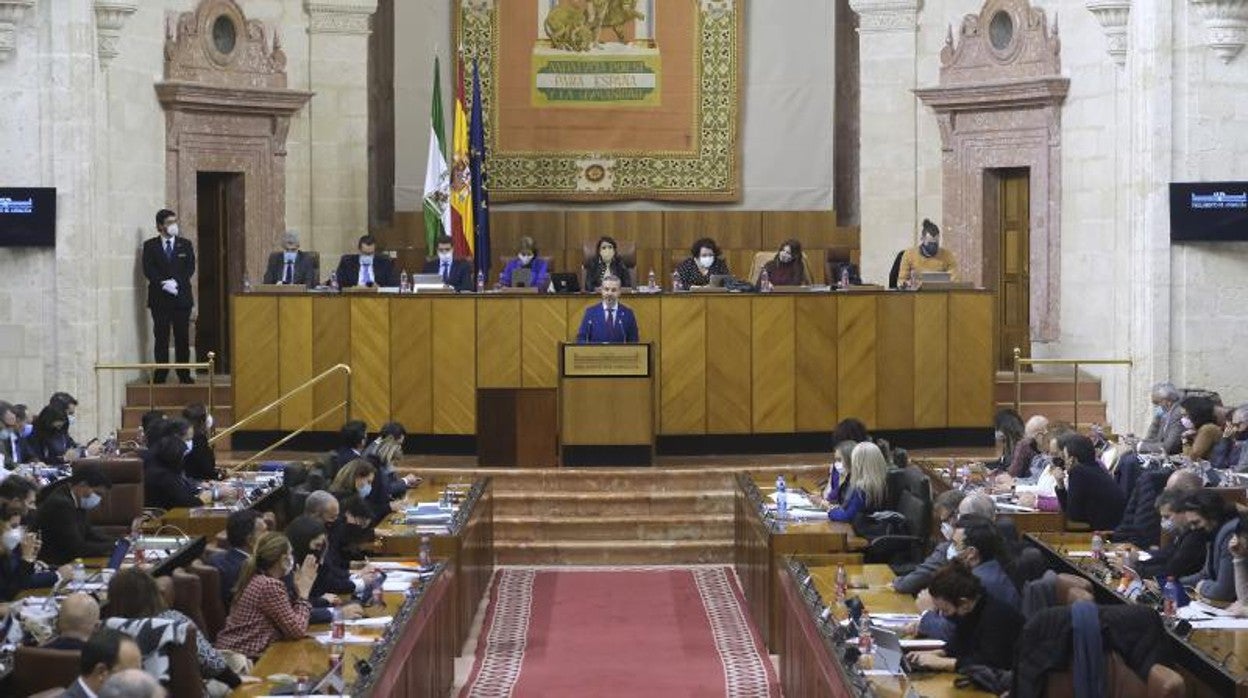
xmin=215 ymin=533 xmax=316 ymax=660
xmin=827 ymin=441 xmax=889 ymax=522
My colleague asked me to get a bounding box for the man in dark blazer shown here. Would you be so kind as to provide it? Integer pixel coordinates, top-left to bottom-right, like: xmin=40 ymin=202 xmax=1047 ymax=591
xmin=207 ymin=508 xmax=266 ymax=605
xmin=61 ymin=628 xmax=141 ymax=698
xmin=36 ymin=465 xmax=115 ymax=566
xmin=576 ymin=275 xmax=639 ymax=343
xmin=141 ymin=208 xmax=196 ymax=384
xmin=262 ymin=229 xmax=319 ymax=287
xmin=421 ymin=234 xmax=475 ymax=292
xmin=335 ymin=234 xmax=398 ymax=288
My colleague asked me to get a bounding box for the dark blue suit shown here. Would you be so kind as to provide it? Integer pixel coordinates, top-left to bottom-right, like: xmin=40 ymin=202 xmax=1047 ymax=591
xmin=207 ymin=547 xmax=249 ymax=606
xmin=576 ymin=303 xmax=639 ymax=344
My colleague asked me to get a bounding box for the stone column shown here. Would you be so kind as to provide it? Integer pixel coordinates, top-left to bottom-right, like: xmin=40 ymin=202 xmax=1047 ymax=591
xmin=537 ymin=0 xmax=554 ymax=45
xmin=848 ymin=0 xmax=921 ymax=284
xmin=633 ymin=0 xmax=655 ymax=48
xmin=306 ymin=0 xmax=377 ymax=252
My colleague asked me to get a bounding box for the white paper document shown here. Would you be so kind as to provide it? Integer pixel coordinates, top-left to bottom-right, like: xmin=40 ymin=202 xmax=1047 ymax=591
xmin=770 ymin=491 xmax=815 ymax=509
xmin=311 ymin=631 xmax=376 ymax=645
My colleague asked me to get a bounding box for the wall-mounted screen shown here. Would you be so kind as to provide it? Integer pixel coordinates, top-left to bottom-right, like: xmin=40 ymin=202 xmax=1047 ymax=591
xmin=0 ymin=187 xmax=56 ymax=247
xmin=1170 ymin=182 xmax=1248 ymax=242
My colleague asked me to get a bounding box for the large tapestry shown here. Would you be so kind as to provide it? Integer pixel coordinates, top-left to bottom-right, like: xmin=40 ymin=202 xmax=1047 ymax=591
xmin=455 ymin=0 xmax=744 ymax=202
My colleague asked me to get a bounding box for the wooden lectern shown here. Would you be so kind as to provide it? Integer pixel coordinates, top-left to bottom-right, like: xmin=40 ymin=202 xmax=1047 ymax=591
xmin=559 ymin=342 xmax=654 ymax=466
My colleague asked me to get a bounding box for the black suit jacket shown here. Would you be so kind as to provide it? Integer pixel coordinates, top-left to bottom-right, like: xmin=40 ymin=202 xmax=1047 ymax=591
xmin=263 ymin=251 xmax=319 ymax=287
xmin=144 ymin=461 xmax=202 ymax=510
xmin=336 ymin=254 xmax=399 ymax=288
xmin=142 ymin=235 xmax=196 ymax=310
xmin=421 ymin=258 xmax=475 ymax=292
xmin=208 ymin=547 xmax=249 ymax=605
xmin=183 ymin=433 xmax=218 ymax=481
xmin=36 ymin=487 xmax=114 ymax=566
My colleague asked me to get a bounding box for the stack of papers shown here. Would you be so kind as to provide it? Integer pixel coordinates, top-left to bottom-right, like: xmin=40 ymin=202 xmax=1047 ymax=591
xmin=770 ymin=491 xmax=816 ymax=508
xmin=310 ymin=631 xmax=376 ymax=645
xmin=345 ymin=616 xmax=392 ymax=628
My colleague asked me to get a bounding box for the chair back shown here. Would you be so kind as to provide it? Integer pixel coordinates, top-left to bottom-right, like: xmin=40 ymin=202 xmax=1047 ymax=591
xmin=74 ymin=458 xmax=144 ymax=537
xmin=1045 ymin=650 xmax=1184 ymax=698
xmin=887 ymin=250 xmax=905 ymax=288
xmin=746 ymin=250 xmax=816 ymax=286
xmin=895 ymin=489 xmax=932 ymax=542
xmin=582 ymin=239 xmax=637 ymax=268
xmin=165 ymin=625 xmax=205 ymax=697
xmin=1056 ymin=573 xmax=1094 ymax=605
xmin=171 ymin=568 xmax=208 ymax=636
xmin=189 ymin=560 xmax=227 ymax=641
xmin=11 ymin=646 xmax=81 ymax=696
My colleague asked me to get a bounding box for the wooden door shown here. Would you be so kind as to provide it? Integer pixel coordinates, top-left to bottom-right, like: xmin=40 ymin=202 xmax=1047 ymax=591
xmin=195 ymin=172 xmax=244 ymax=373
xmin=996 ymin=170 xmax=1030 ymax=370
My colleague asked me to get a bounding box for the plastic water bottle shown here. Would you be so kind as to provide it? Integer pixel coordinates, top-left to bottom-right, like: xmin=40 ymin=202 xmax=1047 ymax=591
xmin=328 ymin=636 xmax=344 ymax=672
xmin=476 ymin=270 xmax=485 ymax=292
xmin=647 ymin=268 xmax=656 ymax=290
xmin=857 ymin=611 xmax=874 ymax=653
xmin=400 ymin=269 xmax=410 ymax=293
xmin=671 ymin=270 xmax=681 ymax=292
xmin=1090 ymin=533 xmax=1104 ymax=562
xmin=242 ymin=273 xmax=253 ymax=293
xmin=775 ymin=475 xmax=787 ymax=519
xmin=759 ymin=268 xmax=772 ymax=293
xmin=840 ymin=266 xmax=850 ymax=289
xmin=1162 ymin=576 xmax=1180 ymax=617
xmin=72 ymin=559 xmax=86 ymax=586
xmin=835 ymin=564 xmax=848 ymax=600
xmin=419 ymin=534 xmax=433 ymax=569
xmin=331 ymin=606 xmax=345 ymax=640
xmin=329 ymin=270 xmax=339 ymax=291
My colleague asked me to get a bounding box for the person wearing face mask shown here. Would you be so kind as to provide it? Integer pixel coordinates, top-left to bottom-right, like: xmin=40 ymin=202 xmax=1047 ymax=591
xmin=142 ymin=208 xmax=196 ymax=384
xmin=1138 ymin=381 xmax=1185 ymax=456
xmin=674 ymin=237 xmax=730 ymax=289
xmin=336 ymin=233 xmax=399 ymax=289
xmin=0 ymin=401 xmax=32 ymax=466
xmin=760 ymin=239 xmax=808 ymax=287
xmin=1136 ymin=487 xmax=1208 ymax=580
xmin=285 ymin=515 xmax=355 ymax=603
xmin=1211 ymin=405 xmax=1248 ymax=471
xmin=892 ymin=490 xmax=967 ymax=594
xmin=897 ymin=218 xmax=958 ymax=287
xmin=499 ymin=236 xmax=550 ymax=288
xmin=0 ymin=504 xmax=63 ymax=601
xmin=1052 ymin=433 xmax=1126 ymax=532
xmin=215 ymin=532 xmax=316 ymax=661
xmin=915 ymin=515 xmax=1019 ymax=642
xmin=143 ymin=433 xmax=204 ymax=511
xmin=420 ymin=233 xmax=474 ymax=292
xmin=328 ymin=458 xmax=377 ymax=508
xmin=1175 ymin=489 xmax=1239 ymax=601
xmin=262 ymin=229 xmax=319 ymax=287
xmin=181 ymin=403 xmax=219 ymax=481
xmin=904 ymin=561 xmax=1022 ymax=673
xmin=30 ymin=404 xmax=79 ymax=465
xmin=37 ymin=465 xmax=114 ymax=565
xmin=1178 ymin=395 xmax=1222 ymax=461
xmin=583 ymin=235 xmax=632 ymax=292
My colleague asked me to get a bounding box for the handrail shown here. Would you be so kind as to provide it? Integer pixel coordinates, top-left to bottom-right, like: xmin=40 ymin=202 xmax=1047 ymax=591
xmin=1012 ymin=347 xmax=1131 ymax=427
xmin=94 ymin=352 xmax=216 ymax=433
xmin=210 ymin=364 xmax=352 ymax=470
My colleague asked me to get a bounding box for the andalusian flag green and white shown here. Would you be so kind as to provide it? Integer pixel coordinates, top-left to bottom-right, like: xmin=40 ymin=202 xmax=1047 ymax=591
xmin=423 ymin=56 xmax=450 ymax=251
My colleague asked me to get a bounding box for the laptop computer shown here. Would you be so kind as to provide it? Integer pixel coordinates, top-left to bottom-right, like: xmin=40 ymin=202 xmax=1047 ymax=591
xmin=917 ymin=271 xmax=952 ymax=284
xmin=411 ymin=273 xmax=445 ymax=287
xmin=510 ymin=268 xmax=533 ymax=288
xmin=870 ymin=626 xmax=912 ymax=675
xmin=549 ymin=273 xmax=580 ymax=293
xmin=708 ymin=274 xmax=731 ymax=288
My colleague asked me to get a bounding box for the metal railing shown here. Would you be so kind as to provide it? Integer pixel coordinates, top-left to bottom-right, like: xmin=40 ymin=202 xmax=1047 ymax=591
xmin=209 ymin=363 xmax=352 ymax=472
xmin=1012 ymin=347 xmax=1131 ymax=426
xmin=94 ymin=353 xmax=217 ymax=432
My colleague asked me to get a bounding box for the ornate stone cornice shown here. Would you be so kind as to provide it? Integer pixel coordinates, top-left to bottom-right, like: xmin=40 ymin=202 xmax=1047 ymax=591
xmin=1085 ymin=0 xmax=1131 ymax=66
xmin=1190 ymin=0 xmax=1248 ymax=63
xmin=94 ymin=0 xmax=138 ymax=69
xmin=0 ymin=0 xmax=35 ymax=61
xmin=848 ymin=0 xmax=921 ymax=33
xmin=306 ymin=0 xmax=377 ymax=35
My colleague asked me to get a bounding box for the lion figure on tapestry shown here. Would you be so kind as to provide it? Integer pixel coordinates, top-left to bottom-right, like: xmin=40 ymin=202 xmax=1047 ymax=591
xmin=545 ymin=0 xmax=645 ymax=52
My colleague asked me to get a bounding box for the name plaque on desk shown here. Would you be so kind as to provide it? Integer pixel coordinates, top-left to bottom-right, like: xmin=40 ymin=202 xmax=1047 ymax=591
xmin=561 ymin=343 xmax=651 ymax=377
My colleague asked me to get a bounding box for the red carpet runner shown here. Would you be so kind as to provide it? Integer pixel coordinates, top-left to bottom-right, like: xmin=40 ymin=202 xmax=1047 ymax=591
xmin=460 ymin=566 xmax=780 ymax=697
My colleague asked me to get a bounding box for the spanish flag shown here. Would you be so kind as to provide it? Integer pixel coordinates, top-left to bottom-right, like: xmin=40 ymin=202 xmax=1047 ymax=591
xmin=449 ymin=56 xmax=474 ymax=260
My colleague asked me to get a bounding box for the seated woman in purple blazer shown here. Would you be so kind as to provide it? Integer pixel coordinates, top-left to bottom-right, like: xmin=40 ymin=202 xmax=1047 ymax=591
xmin=498 ymin=236 xmax=550 ymax=288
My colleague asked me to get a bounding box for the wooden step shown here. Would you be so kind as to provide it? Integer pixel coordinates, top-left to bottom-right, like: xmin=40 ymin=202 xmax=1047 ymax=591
xmin=493 ymin=490 xmax=734 ymax=517
xmin=494 ymin=539 xmax=734 ymax=565
xmin=124 ymin=378 xmax=231 ymax=406
xmin=998 ymin=401 xmax=1108 ymax=425
xmin=494 ymin=514 xmax=734 ymax=543
xmin=993 ymin=379 xmax=1102 ymax=404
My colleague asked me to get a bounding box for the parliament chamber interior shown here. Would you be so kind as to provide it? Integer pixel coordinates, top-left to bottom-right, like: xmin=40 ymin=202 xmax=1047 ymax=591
xmin=1 ymin=0 xmax=1248 ymax=696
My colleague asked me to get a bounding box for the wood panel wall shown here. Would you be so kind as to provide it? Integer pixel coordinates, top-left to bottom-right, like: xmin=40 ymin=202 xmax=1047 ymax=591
xmin=378 ymin=210 xmax=861 ymax=286
xmin=232 ymin=291 xmax=994 ymax=437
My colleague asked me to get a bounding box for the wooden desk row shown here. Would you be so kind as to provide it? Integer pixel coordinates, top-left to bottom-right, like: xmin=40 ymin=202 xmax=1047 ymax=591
xmin=1028 ymin=532 xmax=1248 ymax=698
xmin=916 ymin=461 xmax=1072 ymax=533
xmin=231 ymin=289 xmax=995 ymax=437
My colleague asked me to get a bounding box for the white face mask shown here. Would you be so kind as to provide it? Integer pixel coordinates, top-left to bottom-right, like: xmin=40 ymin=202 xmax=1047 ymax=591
xmin=940 ymin=522 xmax=954 ymax=541
xmin=1161 ymin=518 xmax=1177 ymax=533
xmin=2 ymin=527 xmax=22 ymax=551
xmin=1180 ymin=417 xmax=1194 ymax=430
xmin=698 ymin=254 xmax=715 ymax=269
xmin=778 ymin=251 xmax=793 ymax=264
xmin=80 ymin=493 xmax=102 ymax=510
xmin=518 ymin=254 xmax=534 ymax=265
xmin=68 ymin=415 xmax=76 ymax=426
xmin=165 ymin=224 xmax=180 ymax=237
xmin=946 ymin=542 xmax=960 ymax=560
xmin=437 ymin=251 xmax=453 ymax=263
xmin=184 ymin=439 xmax=194 ymax=453
xmin=600 ymin=248 xmax=616 ymax=262
xmin=206 ymin=414 xmax=214 ymax=431
xmin=833 ymin=461 xmax=845 ymax=474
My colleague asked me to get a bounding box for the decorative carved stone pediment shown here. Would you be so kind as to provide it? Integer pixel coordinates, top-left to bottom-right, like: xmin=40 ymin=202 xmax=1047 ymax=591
xmin=164 ymin=0 xmax=287 ymax=88
xmin=937 ymin=0 xmax=1061 ymax=86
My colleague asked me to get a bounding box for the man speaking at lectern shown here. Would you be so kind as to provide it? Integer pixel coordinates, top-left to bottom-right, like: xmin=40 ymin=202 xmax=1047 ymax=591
xmin=576 ymin=275 xmax=638 ymax=344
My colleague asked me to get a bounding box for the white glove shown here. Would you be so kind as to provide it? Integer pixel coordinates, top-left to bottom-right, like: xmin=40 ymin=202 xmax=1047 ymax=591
xmin=161 ymin=279 xmax=178 ymax=295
